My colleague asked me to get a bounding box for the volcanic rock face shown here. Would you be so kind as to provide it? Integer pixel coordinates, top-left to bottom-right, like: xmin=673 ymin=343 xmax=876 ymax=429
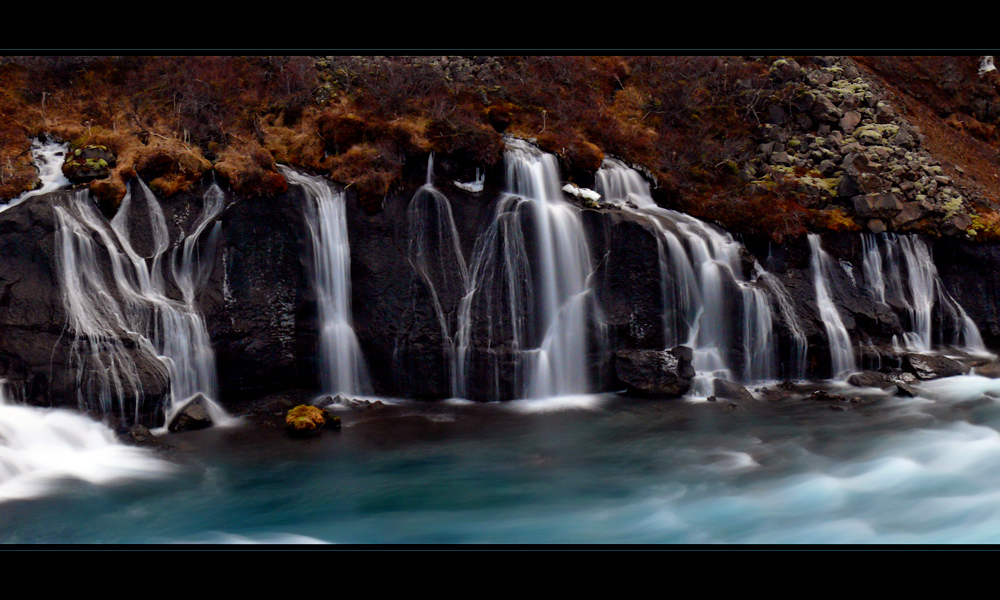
xmin=614 ymin=347 xmax=695 ymax=398
xmin=4 ymin=138 xmax=1000 ymax=416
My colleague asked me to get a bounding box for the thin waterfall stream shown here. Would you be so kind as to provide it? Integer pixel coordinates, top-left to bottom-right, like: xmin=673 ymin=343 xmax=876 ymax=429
xmin=280 ymin=166 xmax=371 ymax=397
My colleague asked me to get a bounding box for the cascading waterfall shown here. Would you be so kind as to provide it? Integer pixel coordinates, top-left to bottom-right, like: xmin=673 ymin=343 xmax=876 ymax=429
xmin=406 ymin=154 xmax=469 ymax=396
xmin=861 ymin=232 xmax=985 ymax=353
xmin=0 ymin=140 xmax=72 ymax=214
xmin=280 ymin=167 xmax=370 ymax=396
xmin=808 ymin=234 xmax=856 ymax=379
xmin=54 ymin=181 xmax=226 ymax=425
xmin=456 ymin=138 xmax=602 ymax=399
xmin=595 ymin=158 xmax=806 ymax=384
xmin=758 ymin=270 xmax=809 ymax=380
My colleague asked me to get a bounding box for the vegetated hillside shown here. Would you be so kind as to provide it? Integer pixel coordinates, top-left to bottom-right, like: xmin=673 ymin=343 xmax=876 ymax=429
xmin=1 ymin=55 xmax=999 ymax=242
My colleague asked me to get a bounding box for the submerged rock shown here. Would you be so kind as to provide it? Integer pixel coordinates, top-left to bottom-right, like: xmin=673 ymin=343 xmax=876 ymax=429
xmin=614 ymin=346 xmax=695 ymax=398
xmin=811 ymin=390 xmax=847 ymax=402
xmin=168 ymin=394 xmax=213 ymax=433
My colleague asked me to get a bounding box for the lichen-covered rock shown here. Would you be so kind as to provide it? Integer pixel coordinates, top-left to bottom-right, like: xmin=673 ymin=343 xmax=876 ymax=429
xmin=62 ymin=145 xmax=116 ymax=183
xmin=285 ymin=404 xmax=335 ymax=435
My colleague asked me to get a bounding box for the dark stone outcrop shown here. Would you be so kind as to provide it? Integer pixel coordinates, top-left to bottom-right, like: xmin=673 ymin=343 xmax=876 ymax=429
xmin=614 ymin=346 xmax=695 ymax=397
xmin=902 ymin=353 xmax=970 ymax=380
xmin=167 ymin=394 xmax=213 ymax=432
xmin=847 ymin=371 xmax=894 ymax=388
xmin=713 ymin=379 xmax=754 ymax=402
xmin=62 ymin=145 xmax=116 ymax=183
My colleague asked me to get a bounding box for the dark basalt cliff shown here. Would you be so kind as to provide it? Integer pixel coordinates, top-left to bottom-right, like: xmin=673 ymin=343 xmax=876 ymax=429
xmin=3 ymin=55 xmax=1000 ymax=423
xmin=1 ymin=158 xmax=998 ymax=423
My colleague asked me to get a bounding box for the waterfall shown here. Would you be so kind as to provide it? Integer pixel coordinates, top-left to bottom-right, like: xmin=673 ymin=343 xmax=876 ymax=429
xmin=406 ymin=154 xmax=469 ymax=397
xmin=808 ymin=234 xmax=856 ymax=379
xmin=595 ymin=158 xmax=805 ymax=383
xmin=0 ymin=140 xmax=72 ymax=214
xmin=456 ymin=138 xmax=602 ymax=399
xmin=861 ymin=233 xmax=985 ymax=352
xmin=53 ymin=182 xmax=226 ymax=426
xmin=279 ymin=167 xmax=370 ymax=396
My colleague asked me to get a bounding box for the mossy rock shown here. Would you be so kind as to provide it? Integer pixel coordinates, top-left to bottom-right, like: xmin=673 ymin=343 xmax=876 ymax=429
xmin=62 ymin=145 xmax=117 ymax=183
xmin=285 ymin=404 xmax=340 ymax=437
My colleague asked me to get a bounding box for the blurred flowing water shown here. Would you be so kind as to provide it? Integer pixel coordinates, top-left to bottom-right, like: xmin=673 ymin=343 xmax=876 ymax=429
xmin=5 ymin=378 xmax=1000 ymax=544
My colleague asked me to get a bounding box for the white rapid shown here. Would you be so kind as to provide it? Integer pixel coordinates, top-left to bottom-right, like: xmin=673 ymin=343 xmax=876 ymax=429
xmin=0 ymin=140 xmax=72 ymax=214
xmin=0 ymin=380 xmax=172 ymax=503
xmin=808 ymin=233 xmax=856 ymax=379
xmin=861 ymin=233 xmax=985 ymax=353
xmin=54 ymin=182 xmax=227 ymax=426
xmin=280 ymin=167 xmax=370 ymax=396
xmin=595 ymin=158 xmax=806 ymax=384
xmin=456 ymin=138 xmax=602 ymax=399
xmin=406 ymin=154 xmax=469 ymax=396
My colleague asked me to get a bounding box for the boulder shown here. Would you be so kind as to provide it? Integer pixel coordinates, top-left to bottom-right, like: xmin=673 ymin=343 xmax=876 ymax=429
xmin=62 ymin=145 xmax=116 ymax=183
xmin=839 ymin=111 xmax=863 ymax=133
xmin=614 ymin=346 xmax=695 ymax=398
xmin=853 ymin=193 xmax=902 ymax=219
xmin=285 ymin=404 xmax=340 ymax=436
xmin=975 ymin=362 xmax=1000 ymax=378
xmin=713 ymin=378 xmax=754 ymax=402
xmin=902 ymin=353 xmax=971 ymax=380
xmin=811 ymin=390 xmax=847 ymax=402
xmin=847 ymin=371 xmax=893 ymax=388
xmin=167 ymin=394 xmax=214 ymax=432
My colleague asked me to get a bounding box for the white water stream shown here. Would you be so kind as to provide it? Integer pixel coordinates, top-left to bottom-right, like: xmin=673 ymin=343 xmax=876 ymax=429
xmin=595 ymin=158 xmax=808 ymax=386
xmin=55 ymin=181 xmax=228 ymax=426
xmin=280 ymin=167 xmax=370 ymax=396
xmin=456 ymin=139 xmax=602 ymax=399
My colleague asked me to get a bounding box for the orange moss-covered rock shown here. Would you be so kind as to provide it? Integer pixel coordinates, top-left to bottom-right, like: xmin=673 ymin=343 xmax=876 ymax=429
xmin=426 ymin=117 xmax=503 ymax=166
xmin=809 ymin=207 xmax=862 ymax=233
xmin=317 ymin=110 xmax=368 ymax=154
xmin=329 ymin=143 xmax=402 ymax=214
xmin=285 ymin=404 xmax=340 ymax=436
xmin=213 ymin=142 xmax=288 ymax=197
xmin=89 ymin=176 xmax=127 ymax=212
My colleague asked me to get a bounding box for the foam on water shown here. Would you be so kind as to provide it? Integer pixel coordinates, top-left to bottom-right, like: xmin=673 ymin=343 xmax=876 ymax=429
xmin=0 ymin=382 xmax=172 ymax=502
xmin=502 ymin=393 xmax=606 ymax=413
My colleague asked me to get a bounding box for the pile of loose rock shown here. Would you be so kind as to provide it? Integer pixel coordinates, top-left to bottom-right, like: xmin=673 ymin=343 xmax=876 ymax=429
xmin=747 ymin=56 xmax=975 ymax=236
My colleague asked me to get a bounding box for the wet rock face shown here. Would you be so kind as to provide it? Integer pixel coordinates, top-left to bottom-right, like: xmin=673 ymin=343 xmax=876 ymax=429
xmin=0 ymin=193 xmax=169 ymax=413
xmin=614 ymin=346 xmax=695 ymax=398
